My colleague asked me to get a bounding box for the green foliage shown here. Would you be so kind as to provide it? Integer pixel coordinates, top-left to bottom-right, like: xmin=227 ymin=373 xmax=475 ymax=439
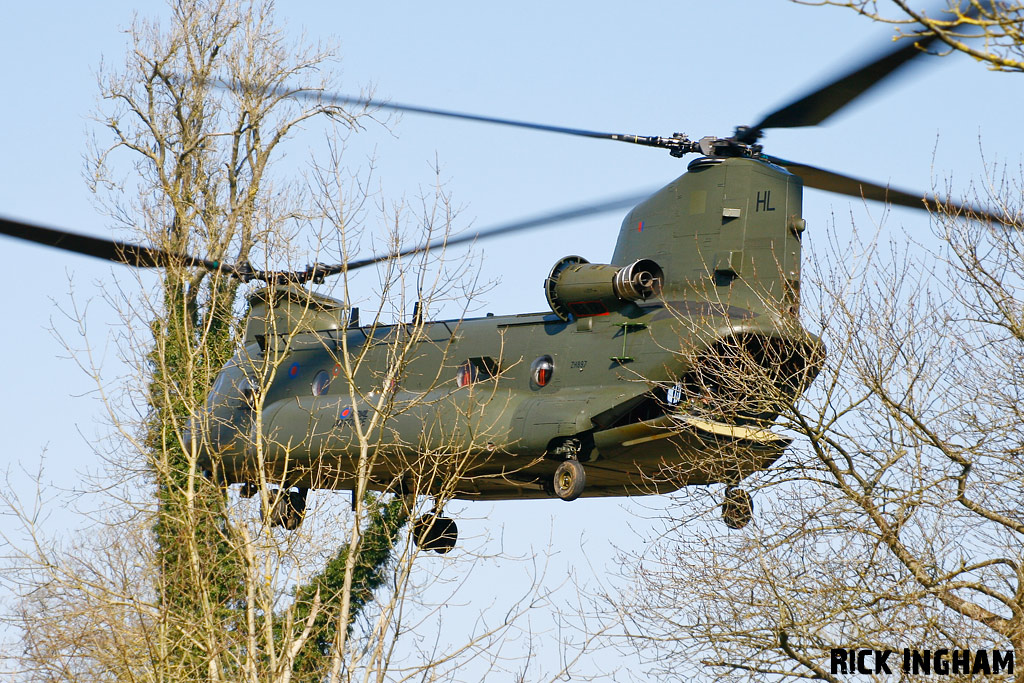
xmin=95 ymin=2 xmax=410 ymax=676
xmin=287 ymin=494 xmax=410 ymax=681
xmin=146 ymin=273 xmax=248 ymax=676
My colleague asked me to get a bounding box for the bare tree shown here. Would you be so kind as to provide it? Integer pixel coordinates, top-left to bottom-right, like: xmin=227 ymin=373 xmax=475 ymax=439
xmin=81 ymin=0 xmax=369 ymax=677
xmin=597 ymin=4 xmax=1024 ymax=678
xmin=2 ymin=1 xmax=563 ymax=681
xmin=600 ymin=176 xmax=1024 ymax=681
xmin=791 ymin=0 xmax=1024 ymax=71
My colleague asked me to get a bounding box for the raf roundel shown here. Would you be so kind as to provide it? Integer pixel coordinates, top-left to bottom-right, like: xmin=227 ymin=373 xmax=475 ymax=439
xmin=288 ymin=362 xmax=300 ymax=378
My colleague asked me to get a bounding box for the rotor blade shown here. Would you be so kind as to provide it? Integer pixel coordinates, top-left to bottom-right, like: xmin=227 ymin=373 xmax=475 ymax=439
xmin=766 ymin=155 xmax=1012 ymax=226
xmin=218 ymin=79 xmax=686 ymax=152
xmin=314 ymin=91 xmax=620 ymax=140
xmin=0 ymin=215 xmax=235 ymax=274
xmin=320 ymin=190 xmax=651 ymax=276
xmin=749 ymin=5 xmax=981 ymax=135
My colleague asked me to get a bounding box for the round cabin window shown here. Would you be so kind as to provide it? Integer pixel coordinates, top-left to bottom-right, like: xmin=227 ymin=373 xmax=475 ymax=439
xmin=531 ymin=355 xmax=554 ymax=388
xmin=456 ymin=361 xmax=478 ymax=388
xmin=239 ymin=376 xmax=255 ymax=404
xmin=311 ymin=370 xmax=331 ymax=396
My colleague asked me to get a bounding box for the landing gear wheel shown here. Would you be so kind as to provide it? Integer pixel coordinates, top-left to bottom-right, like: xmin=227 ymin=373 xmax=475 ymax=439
xmin=265 ymin=488 xmax=307 ymax=530
xmin=542 ymin=477 xmax=556 ymax=496
xmin=432 ymin=517 xmax=458 ymax=554
xmin=413 ymin=514 xmax=458 ymax=554
xmin=722 ymin=487 xmax=753 ymax=530
xmin=553 ymin=459 xmax=585 ymax=502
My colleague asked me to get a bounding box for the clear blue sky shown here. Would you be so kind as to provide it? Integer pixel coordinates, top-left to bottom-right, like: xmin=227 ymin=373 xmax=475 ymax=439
xmin=1 ymin=1 xmax=1019 ymax=677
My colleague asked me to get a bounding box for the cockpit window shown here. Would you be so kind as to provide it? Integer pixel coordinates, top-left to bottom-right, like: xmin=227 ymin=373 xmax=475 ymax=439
xmin=212 ymin=365 xmax=255 ymax=405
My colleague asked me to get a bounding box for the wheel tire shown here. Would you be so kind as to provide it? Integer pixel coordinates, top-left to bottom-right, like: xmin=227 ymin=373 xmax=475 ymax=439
xmin=553 ymin=459 xmax=585 ymax=502
xmin=280 ymin=490 xmax=307 ymax=530
xmin=541 ymin=477 xmax=556 ymax=496
xmin=265 ymin=489 xmax=307 ymax=530
xmin=432 ymin=517 xmax=458 ymax=554
xmin=413 ymin=514 xmax=441 ymax=551
xmin=722 ymin=487 xmax=753 ymax=530
xmin=414 ymin=514 xmax=458 ymax=553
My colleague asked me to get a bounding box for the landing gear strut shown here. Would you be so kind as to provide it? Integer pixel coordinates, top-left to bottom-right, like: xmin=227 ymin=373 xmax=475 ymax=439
xmin=265 ymin=488 xmax=308 ymax=530
xmin=413 ymin=513 xmax=458 ymax=554
xmin=722 ymin=486 xmax=753 ymax=529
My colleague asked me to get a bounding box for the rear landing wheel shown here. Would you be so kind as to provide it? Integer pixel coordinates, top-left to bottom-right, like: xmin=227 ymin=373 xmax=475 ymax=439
xmin=413 ymin=514 xmax=458 ymax=554
xmin=553 ymin=459 xmax=585 ymax=501
xmin=722 ymin=486 xmax=753 ymax=530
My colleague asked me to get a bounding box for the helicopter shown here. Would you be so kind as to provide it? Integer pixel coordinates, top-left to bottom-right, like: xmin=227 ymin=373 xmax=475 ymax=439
xmin=1 ymin=13 xmax=1007 ymax=554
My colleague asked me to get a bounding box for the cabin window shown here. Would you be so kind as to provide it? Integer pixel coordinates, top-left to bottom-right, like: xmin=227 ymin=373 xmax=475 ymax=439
xmin=456 ymin=357 xmax=498 ymax=387
xmin=456 ymin=361 xmax=478 ymax=388
xmin=311 ymin=370 xmax=331 ymax=396
xmin=531 ymin=355 xmax=554 ymax=388
xmin=240 ymin=376 xmax=255 ymax=404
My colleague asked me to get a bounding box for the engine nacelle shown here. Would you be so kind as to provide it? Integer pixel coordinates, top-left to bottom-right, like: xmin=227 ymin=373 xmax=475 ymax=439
xmin=544 ymin=256 xmax=663 ymax=321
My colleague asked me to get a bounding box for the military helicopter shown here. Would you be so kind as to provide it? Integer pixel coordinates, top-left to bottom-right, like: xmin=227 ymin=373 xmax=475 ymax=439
xmin=1 ymin=16 xmax=1006 ymax=553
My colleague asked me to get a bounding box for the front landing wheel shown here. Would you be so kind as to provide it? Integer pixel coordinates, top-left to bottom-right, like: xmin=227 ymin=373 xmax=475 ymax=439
xmin=265 ymin=488 xmax=307 ymax=530
xmin=553 ymin=459 xmax=585 ymax=501
xmin=722 ymin=487 xmax=753 ymax=530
